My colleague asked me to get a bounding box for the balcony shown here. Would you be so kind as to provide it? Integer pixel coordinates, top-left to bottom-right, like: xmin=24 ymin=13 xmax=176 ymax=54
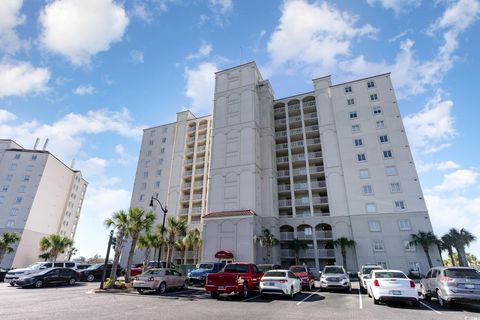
xmin=292 ymin=168 xmax=308 ymax=176
xmin=278 ymin=184 xmax=291 ymax=193
xmin=289 ymin=115 xmax=302 ymax=125
xmin=316 ymin=230 xmax=333 ymax=239
xmin=275 ymin=119 xmax=287 ymax=127
xmin=312 ymin=196 xmax=329 ymax=205
xmin=276 ymin=156 xmax=289 ymax=164
xmin=299 ymin=249 xmax=316 ymax=258
xmin=276 ymin=143 xmax=289 ymax=151
xmin=294 ymin=198 xmax=310 ymax=207
xmin=308 ymin=151 xmax=322 ymax=160
xmin=310 ymin=181 xmax=326 ymax=190
xmin=183 ymin=183 xmax=191 ymax=189
xmin=186 ymin=147 xmax=194 ymax=154
xmin=191 ymin=207 xmax=202 ymax=214
xmin=196 ymin=157 xmax=205 ymax=164
xmin=181 ymin=195 xmax=190 ymax=202
xmin=186 ymin=137 xmax=196 ymax=144
xmin=296 ymin=211 xmax=312 ymax=218
xmin=288 ymin=103 xmax=300 ymax=111
xmin=179 ymin=208 xmax=189 ymax=215
xmin=280 ymin=232 xmax=294 ymax=241
xmin=277 ymin=170 xmax=290 ymax=178
xmin=280 ymin=249 xmax=295 ymax=257
xmin=192 ymin=181 xmax=203 ymax=189
xmin=188 ymin=126 xmax=196 ymax=132
xmin=303 ymin=101 xmax=316 ymax=108
xmin=184 ymin=158 xmax=194 ymax=165
xmin=198 ymin=124 xmax=208 ymax=131
xmin=197 ymin=145 xmax=206 ymax=153
xmin=290 ymin=140 xmax=304 ymax=150
xmin=191 ymin=194 xmax=203 ymax=201
xmin=279 ymin=212 xmax=293 ymax=218
xmin=279 ymin=199 xmax=292 ymax=208
xmin=183 ymin=170 xmax=193 ymax=177
xmin=304 ymin=112 xmax=318 ymax=120
xmin=306 ymin=138 xmax=321 ymax=147
xmin=289 ymin=127 xmax=303 ymax=138
xmin=314 ymin=211 xmax=330 ymax=217
xmin=318 ymin=249 xmax=335 ymax=258
xmin=274 ymin=108 xmax=286 ymax=115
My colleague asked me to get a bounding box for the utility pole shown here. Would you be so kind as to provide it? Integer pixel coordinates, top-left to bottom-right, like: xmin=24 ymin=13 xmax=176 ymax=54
xmin=100 ymin=230 xmax=115 ymax=289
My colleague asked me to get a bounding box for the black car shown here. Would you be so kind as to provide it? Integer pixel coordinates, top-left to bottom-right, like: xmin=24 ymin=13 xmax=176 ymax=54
xmin=79 ymin=263 xmax=123 ymax=282
xmin=76 ymin=264 xmax=91 ymax=270
xmin=0 ymin=268 xmax=9 ymax=282
xmin=15 ymin=268 xmax=80 ymax=288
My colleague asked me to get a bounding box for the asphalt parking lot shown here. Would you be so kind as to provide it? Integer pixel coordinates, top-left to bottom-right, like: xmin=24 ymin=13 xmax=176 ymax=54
xmin=0 ymin=281 xmax=479 ymax=320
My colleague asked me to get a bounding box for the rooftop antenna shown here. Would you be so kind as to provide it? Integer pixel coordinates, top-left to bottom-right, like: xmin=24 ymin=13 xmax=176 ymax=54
xmin=240 ymin=46 xmax=243 ymax=64
xmin=33 ymin=138 xmax=40 ymax=150
xmin=42 ymin=138 xmax=49 ymax=151
xmin=70 ymin=159 xmax=75 ymax=169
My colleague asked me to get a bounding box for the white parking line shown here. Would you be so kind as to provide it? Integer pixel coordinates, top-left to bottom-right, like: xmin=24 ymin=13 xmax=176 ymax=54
xmin=419 ymin=301 xmax=442 ymax=315
xmin=296 ymin=289 xmax=321 ymax=306
xmin=358 ymin=289 xmax=363 ymax=309
xmin=242 ymin=294 xmax=261 ymax=302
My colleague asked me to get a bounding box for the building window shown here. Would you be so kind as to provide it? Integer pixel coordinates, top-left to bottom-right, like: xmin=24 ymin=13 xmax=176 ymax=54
xmin=26 ymin=164 xmax=33 ymax=171
xmin=10 ymin=208 xmax=18 ymax=216
xmin=23 ymin=175 xmax=30 ymax=182
xmin=352 ymin=124 xmax=360 ymax=133
xmin=0 ymin=196 xmax=4 ymax=204
xmin=347 ymin=98 xmax=355 ymax=105
xmin=158 ymin=158 xmax=164 ymax=165
xmin=2 ymin=185 xmax=9 ymax=192
xmin=370 ymin=93 xmax=378 ymax=101
xmin=145 ymin=160 xmax=151 ymax=167
xmin=368 ymin=221 xmax=381 ymax=232
xmin=379 ymin=135 xmax=389 ymax=143
xmin=372 ymin=240 xmax=385 ymax=251
xmin=367 ymin=81 xmax=375 ymax=88
xmin=349 ymin=111 xmax=358 ymax=119
xmin=6 ymin=220 xmax=15 ymax=227
xmin=376 ymin=120 xmax=385 ymax=129
xmin=395 ymin=200 xmax=406 ymax=211
xmin=366 ymin=203 xmax=377 ymax=213
xmin=14 ymin=154 xmax=21 ymax=160
xmin=163 ymin=127 xmax=168 ymax=133
xmin=154 ymin=181 xmax=160 ymax=189
xmin=362 ymin=185 xmax=374 ymax=195
xmin=150 ymin=130 xmax=155 ymax=136
xmin=373 ymin=106 xmax=382 ymax=115
xmin=162 ymin=137 xmax=167 ymax=143
xmin=146 ymin=150 xmax=152 ymax=157
xmin=15 ymin=197 xmax=22 ymax=204
xmin=149 ymin=139 xmax=154 ymax=146
xmin=357 ymin=153 xmax=367 ymax=162
xmin=385 ymin=166 xmax=398 ymax=176
xmin=354 ymin=138 xmax=363 ymax=147
xmin=31 ymin=155 xmax=37 ymax=161
xmin=359 ymin=169 xmax=370 ymax=179
xmin=390 ymin=183 xmax=401 ymax=193
xmin=377 ymin=261 xmax=388 ymax=269
xmin=143 ymin=171 xmax=148 ymax=178
xmin=160 ymin=148 xmax=165 ymax=154
xmin=156 ymin=169 xmax=162 ymax=176
xmin=140 ymin=182 xmax=147 ymax=190
xmin=345 ymin=86 xmax=352 ymax=93
xmin=404 ymin=241 xmax=416 ymax=251
xmin=9 ymin=164 xmax=17 ymax=171
xmin=6 ymin=174 xmax=13 ymax=181
xmin=398 ymin=219 xmax=412 ymax=231
xmin=383 ymin=150 xmax=393 ymax=159
xmin=139 ymin=194 xmax=145 ymax=202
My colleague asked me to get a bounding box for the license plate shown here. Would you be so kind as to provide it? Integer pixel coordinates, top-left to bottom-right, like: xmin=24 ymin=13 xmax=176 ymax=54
xmin=390 ymin=290 xmax=401 ymax=296
xmin=268 ymin=282 xmax=275 ymax=286
xmin=218 ymin=286 xmax=225 ymax=289
xmin=465 ymin=284 xmax=475 ymax=289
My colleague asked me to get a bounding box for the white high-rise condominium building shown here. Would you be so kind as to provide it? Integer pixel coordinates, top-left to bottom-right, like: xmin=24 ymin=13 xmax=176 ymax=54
xmin=0 ymin=139 xmax=87 ymax=269
xmin=127 ymin=62 xmax=441 ymax=274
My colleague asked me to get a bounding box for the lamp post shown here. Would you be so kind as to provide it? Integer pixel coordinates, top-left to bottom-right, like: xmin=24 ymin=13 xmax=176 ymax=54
xmin=149 ymin=195 xmax=168 ymax=267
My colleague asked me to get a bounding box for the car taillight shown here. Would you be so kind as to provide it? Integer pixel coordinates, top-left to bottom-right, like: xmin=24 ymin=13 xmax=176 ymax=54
xmin=440 ymin=276 xmax=454 ymax=283
xmin=373 ymin=279 xmax=380 ymax=287
xmin=148 ymin=277 xmax=155 ymax=281
xmin=410 ymin=280 xmax=416 ymax=288
xmin=278 ymin=279 xmax=288 ymax=283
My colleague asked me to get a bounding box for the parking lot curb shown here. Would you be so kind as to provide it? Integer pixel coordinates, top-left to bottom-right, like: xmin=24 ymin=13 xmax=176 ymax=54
xmin=90 ymin=288 xmax=134 ymax=294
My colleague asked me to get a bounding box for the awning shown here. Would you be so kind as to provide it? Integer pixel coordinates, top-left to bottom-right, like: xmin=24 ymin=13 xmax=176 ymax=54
xmin=215 ymin=250 xmax=234 ymax=259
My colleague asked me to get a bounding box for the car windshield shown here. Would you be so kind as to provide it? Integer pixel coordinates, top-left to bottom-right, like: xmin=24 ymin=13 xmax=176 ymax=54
xmin=142 ymin=269 xmax=164 ymax=275
xmin=199 ymin=264 xmax=214 ymax=270
xmin=444 ymin=268 xmax=480 ymax=279
xmin=289 ymin=267 xmax=306 ymax=273
xmin=27 ymin=262 xmax=46 ymax=270
xmin=362 ymin=267 xmax=381 ymax=274
xmin=323 ymin=267 xmax=344 ymax=274
xmin=264 ymin=271 xmax=286 ymax=277
xmin=223 ymin=264 xmax=249 ymax=273
xmin=85 ymin=264 xmax=102 ymax=270
xmin=375 ymin=271 xmax=406 ymax=279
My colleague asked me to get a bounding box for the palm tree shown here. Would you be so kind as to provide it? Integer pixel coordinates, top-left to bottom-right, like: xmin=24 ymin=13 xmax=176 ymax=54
xmin=105 ymin=209 xmax=129 ymax=282
xmin=39 ymin=234 xmax=74 ymax=262
xmin=440 ymin=234 xmax=456 ymax=266
xmin=411 ymin=231 xmax=438 ymax=268
xmin=38 ymin=252 xmax=51 ymax=261
xmin=334 ymin=237 xmax=356 ymax=271
xmin=195 ymin=239 xmax=203 ymax=264
xmin=137 ymin=231 xmax=164 ymax=270
xmin=254 ymin=229 xmax=280 ymax=263
xmin=288 ymin=238 xmax=308 ymax=265
xmin=183 ymin=228 xmax=201 ymax=264
xmin=124 ymin=208 xmax=156 ymax=282
xmin=67 ymin=246 xmax=77 ymax=261
xmin=448 ymin=228 xmax=477 ymax=267
xmin=165 ymin=217 xmax=187 ymax=263
xmin=0 ymin=232 xmax=21 ymax=265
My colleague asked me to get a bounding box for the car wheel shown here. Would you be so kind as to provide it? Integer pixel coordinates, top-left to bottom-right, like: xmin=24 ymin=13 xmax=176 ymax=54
xmin=137 ymin=288 xmax=145 ymax=294
xmin=210 ymin=292 xmax=219 ymax=299
xmin=420 ymin=285 xmax=431 ymax=301
xmin=87 ymin=274 xmax=95 ymax=282
xmin=308 ymin=281 xmax=313 ymax=291
xmin=412 ymin=300 xmax=420 ymax=308
xmin=373 ymin=295 xmax=380 ymax=305
xmin=345 ymin=286 xmax=352 ymax=293
xmin=34 ymin=280 xmax=43 ymax=288
xmin=239 ymin=282 xmax=248 ymax=299
xmin=289 ymin=286 xmax=294 ymax=299
xmin=157 ymin=282 xmax=167 ymax=294
xmin=437 ymin=290 xmax=450 ymax=309
xmin=68 ymin=278 xmax=76 ymax=286
xmin=367 ymin=290 xmax=371 ymax=298
xmin=9 ymin=282 xmax=15 ymax=287
xmin=182 ymin=280 xmax=189 ymax=290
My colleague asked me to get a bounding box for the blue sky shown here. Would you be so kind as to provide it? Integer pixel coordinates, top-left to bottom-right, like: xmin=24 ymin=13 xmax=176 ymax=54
xmin=0 ymin=0 xmax=479 ymax=260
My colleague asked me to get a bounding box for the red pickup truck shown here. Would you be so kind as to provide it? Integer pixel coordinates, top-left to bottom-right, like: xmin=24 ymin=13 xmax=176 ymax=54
xmin=205 ymin=262 xmax=263 ymax=299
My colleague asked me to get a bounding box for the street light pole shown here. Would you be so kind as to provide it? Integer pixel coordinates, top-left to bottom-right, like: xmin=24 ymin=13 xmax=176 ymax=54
xmin=149 ymin=195 xmax=168 ymax=268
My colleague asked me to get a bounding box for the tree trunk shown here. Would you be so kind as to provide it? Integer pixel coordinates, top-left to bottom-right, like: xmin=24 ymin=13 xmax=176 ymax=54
xmin=110 ymin=232 xmax=126 ymax=282
xmin=266 ymin=246 xmax=271 ymax=264
xmin=125 ymin=233 xmax=140 ymax=283
xmin=166 ymin=245 xmax=171 ymax=264
xmin=341 ymin=248 xmax=347 ymax=270
xmin=457 ymin=247 xmax=468 ymax=267
xmin=0 ymin=249 xmax=6 ymax=264
xmin=143 ymin=247 xmax=151 ymax=271
xmin=295 ymin=254 xmax=299 ymax=265
xmin=424 ymin=248 xmax=433 ymax=268
xmin=447 ymin=248 xmax=456 ymax=266
xmin=183 ymin=247 xmax=188 ymax=265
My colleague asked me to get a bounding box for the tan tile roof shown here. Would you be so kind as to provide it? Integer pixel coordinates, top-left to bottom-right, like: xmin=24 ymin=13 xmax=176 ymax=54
xmin=203 ymin=210 xmax=256 ymax=219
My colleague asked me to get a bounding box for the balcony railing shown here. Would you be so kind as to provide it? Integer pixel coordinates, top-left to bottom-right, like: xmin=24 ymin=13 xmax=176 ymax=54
xmin=306 ymin=138 xmax=321 ymax=146
xmin=295 ymin=198 xmax=310 ymax=206
xmin=184 ymin=158 xmax=194 ymax=165
xmin=278 ymin=184 xmax=291 ymax=192
xmin=275 ymin=119 xmax=287 ymax=126
xmin=183 ymin=170 xmax=193 ymax=176
xmin=308 ymin=151 xmax=322 ymax=159
xmin=312 ymin=196 xmax=329 ymax=205
xmin=198 ymin=124 xmax=208 ymax=131
xmin=280 ymin=249 xmax=295 ymax=257
xmin=274 ymin=108 xmax=286 ymax=115
xmin=289 ymin=115 xmax=302 ymax=123
xmin=279 ymin=199 xmax=292 ymax=207
xmin=303 ymin=101 xmax=316 ymax=108
xmin=277 ymin=170 xmax=290 ymax=178
xmin=297 ymin=231 xmax=314 ymax=241
xmin=191 ymin=194 xmax=203 ymax=201
xmin=197 ymin=146 xmax=206 ymax=152
xmin=191 ymin=207 xmax=202 ymax=214
xmin=296 ymin=211 xmax=312 ymax=218
xmin=276 ymin=143 xmax=289 ymax=151
xmin=280 ymin=232 xmax=294 ymax=241
xmin=316 ymin=230 xmax=333 ymax=239
xmin=304 ymin=112 xmax=318 ymax=120
xmin=288 ymin=103 xmax=300 ymax=111
xmin=192 ymin=181 xmax=204 ymax=188
xmin=299 ymin=249 xmax=316 ymax=258
xmin=310 ymin=166 xmax=324 ymax=174
xmin=318 ymin=249 xmax=335 ymax=258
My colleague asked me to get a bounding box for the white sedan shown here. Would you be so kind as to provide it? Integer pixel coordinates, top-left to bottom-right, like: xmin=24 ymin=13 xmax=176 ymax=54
xmin=260 ymin=269 xmax=302 ymax=298
xmin=367 ymin=270 xmax=419 ymax=307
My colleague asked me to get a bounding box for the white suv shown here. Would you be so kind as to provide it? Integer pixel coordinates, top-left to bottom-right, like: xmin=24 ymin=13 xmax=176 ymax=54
xmin=5 ymin=261 xmax=77 ymax=286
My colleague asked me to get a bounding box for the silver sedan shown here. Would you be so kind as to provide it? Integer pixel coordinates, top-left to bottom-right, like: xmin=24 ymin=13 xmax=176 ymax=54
xmin=133 ymin=268 xmax=189 ymax=294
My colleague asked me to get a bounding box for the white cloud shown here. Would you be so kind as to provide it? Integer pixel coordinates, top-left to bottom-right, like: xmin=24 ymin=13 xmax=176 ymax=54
xmin=428 ymin=0 xmax=480 ymax=34
xmin=205 ymin=0 xmax=234 ymax=26
xmin=186 ymin=42 xmax=213 ymax=60
xmin=0 ymin=108 xmax=143 ymax=162
xmin=0 ymin=109 xmax=16 ymax=123
xmin=130 ymin=0 xmax=176 ymax=23
xmin=433 ymin=169 xmax=478 ymax=192
xmin=184 ymin=62 xmax=218 ymax=116
xmin=39 ymin=0 xmax=129 ymax=65
xmin=209 ymin=0 xmax=233 ymax=14
xmin=403 ymin=93 xmax=456 ymax=154
xmin=0 ymin=0 xmax=26 ymax=54
xmin=0 ymin=61 xmax=50 ymax=98
xmin=266 ymin=0 xmax=376 ymax=75
xmin=73 ymin=84 xmax=95 ymax=95
xmin=366 ymin=0 xmax=421 ymax=14
xmin=129 ymin=49 xmax=144 ymax=64
xmin=75 ymin=157 xmax=120 ymax=187
xmin=417 ymin=160 xmax=461 ymax=173
xmin=114 ymin=143 xmax=136 ymax=166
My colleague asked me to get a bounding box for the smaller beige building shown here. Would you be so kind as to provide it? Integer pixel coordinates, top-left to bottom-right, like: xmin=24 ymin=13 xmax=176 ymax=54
xmin=0 ymin=139 xmax=87 ymax=269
